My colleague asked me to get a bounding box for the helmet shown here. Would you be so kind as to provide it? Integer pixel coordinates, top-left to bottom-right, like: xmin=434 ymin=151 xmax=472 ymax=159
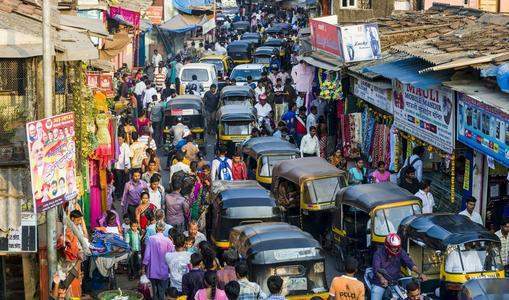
xmin=384 ymin=233 xmax=401 ymax=256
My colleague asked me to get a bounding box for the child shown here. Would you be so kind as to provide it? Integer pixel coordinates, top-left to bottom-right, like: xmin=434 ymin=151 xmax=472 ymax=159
xmin=124 ymin=220 xmax=141 ymax=280
xmin=185 ymin=236 xmax=196 ymax=253
xmin=122 ymin=214 xmax=131 ymax=234
xmin=231 ymin=153 xmax=247 ymax=180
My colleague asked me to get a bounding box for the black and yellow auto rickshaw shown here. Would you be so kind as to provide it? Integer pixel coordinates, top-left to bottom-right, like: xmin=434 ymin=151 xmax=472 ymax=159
xmin=229 ymin=222 xmax=329 ymax=299
xmin=271 ymin=157 xmax=347 ymax=240
xmin=163 ymin=95 xmax=205 ymax=148
xmin=459 ymin=278 xmax=509 ymax=300
xmin=265 ymin=23 xmax=290 ymax=36
xmin=241 ymin=137 xmax=300 ymax=188
xmin=330 ymin=183 xmax=422 ymax=270
xmin=232 ymin=21 xmax=250 ymax=33
xmin=253 ymin=46 xmax=280 ymax=67
xmin=199 ymin=54 xmax=234 ymax=83
xmin=398 ymin=213 xmax=505 ymax=298
xmin=227 ymin=40 xmax=253 ymax=65
xmin=241 ymin=32 xmax=262 ymax=48
xmin=217 ymin=104 xmax=256 ymax=155
xmin=207 ymin=181 xmax=282 ymax=250
xmin=219 ymin=85 xmax=256 ymax=107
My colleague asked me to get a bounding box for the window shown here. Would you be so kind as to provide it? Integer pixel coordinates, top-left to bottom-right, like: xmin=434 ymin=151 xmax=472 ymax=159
xmin=305 ymin=176 xmax=345 ymax=204
xmin=445 ymin=242 xmax=503 ymax=274
xmin=0 ymin=59 xmax=26 ymax=94
xmin=222 ymin=121 xmax=252 ymax=135
xmin=373 ymin=204 xmax=421 ymax=236
xmin=341 ymin=0 xmax=356 ymax=8
xmin=181 ymin=69 xmax=209 ymax=82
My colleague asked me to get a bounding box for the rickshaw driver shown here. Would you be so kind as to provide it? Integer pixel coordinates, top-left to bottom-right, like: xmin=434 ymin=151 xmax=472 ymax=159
xmin=371 ymin=233 xmax=427 ymax=300
xmin=445 ymin=242 xmax=484 ymax=273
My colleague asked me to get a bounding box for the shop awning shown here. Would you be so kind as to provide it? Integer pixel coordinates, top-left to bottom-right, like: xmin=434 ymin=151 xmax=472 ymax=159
xmin=173 ymin=0 xmax=212 ymax=14
xmin=299 ymin=51 xmax=342 ymax=71
xmin=443 ymin=80 xmax=509 ymax=115
xmin=159 ymin=14 xmax=209 ymax=33
xmin=89 ymin=59 xmax=115 ymax=71
xmin=364 ymin=57 xmax=452 ymax=89
xmin=0 ymin=44 xmax=48 ymax=58
xmin=100 ymin=31 xmax=131 ymax=59
xmin=56 ymin=30 xmax=99 ymax=61
xmin=59 ymin=14 xmax=109 ymax=38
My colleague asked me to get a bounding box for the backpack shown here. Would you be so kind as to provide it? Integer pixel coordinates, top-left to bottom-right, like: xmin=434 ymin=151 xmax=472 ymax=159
xmin=217 ymin=157 xmax=232 ymax=181
xmin=397 ymin=156 xmax=420 ymax=185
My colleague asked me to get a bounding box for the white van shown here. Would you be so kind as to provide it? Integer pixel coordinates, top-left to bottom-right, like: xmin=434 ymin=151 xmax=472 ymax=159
xmin=179 ymin=63 xmax=218 ymax=96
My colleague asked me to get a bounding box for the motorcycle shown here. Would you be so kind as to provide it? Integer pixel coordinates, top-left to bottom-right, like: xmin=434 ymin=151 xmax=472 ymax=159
xmin=364 ymin=268 xmax=432 ymax=300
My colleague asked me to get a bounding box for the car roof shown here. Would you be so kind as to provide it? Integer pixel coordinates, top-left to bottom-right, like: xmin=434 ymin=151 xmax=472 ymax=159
xmin=337 ymin=182 xmax=420 ymax=211
xmin=232 ymin=64 xmax=265 ymax=70
xmin=181 ymin=63 xmax=215 ymax=69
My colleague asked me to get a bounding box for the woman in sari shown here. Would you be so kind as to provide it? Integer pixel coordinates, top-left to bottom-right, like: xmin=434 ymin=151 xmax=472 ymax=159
xmin=135 ymin=191 xmax=157 ymax=231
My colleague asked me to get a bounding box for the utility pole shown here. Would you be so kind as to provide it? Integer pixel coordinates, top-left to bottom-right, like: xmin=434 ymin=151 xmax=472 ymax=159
xmin=42 ymin=0 xmax=56 ymax=289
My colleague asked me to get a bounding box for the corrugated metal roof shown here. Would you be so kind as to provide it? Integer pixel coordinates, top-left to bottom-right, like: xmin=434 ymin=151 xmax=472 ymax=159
xmin=364 ymin=57 xmax=452 ymax=88
xmin=443 ymin=80 xmax=509 ymax=115
xmin=347 ymin=51 xmax=410 ymax=79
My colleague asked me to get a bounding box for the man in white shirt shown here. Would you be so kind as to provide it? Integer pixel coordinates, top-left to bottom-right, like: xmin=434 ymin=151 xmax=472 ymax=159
xmin=459 ymin=196 xmax=484 ymax=225
xmin=254 ymin=82 xmax=265 ymax=102
xmin=300 ymin=126 xmax=319 ymax=157
xmin=445 ymin=243 xmax=483 ymax=273
xmin=306 ymin=106 xmax=317 ymax=132
xmin=114 ymin=134 xmax=131 ymax=198
xmin=165 ymin=234 xmax=191 ymax=296
xmin=495 ymin=218 xmax=509 ymax=268
xmin=138 ymin=127 xmax=157 ymax=151
xmin=142 ymin=83 xmax=157 ymax=110
xmin=169 ymin=152 xmax=191 ymax=184
xmin=152 ymin=49 xmax=163 ymax=67
xmin=415 ymin=180 xmax=435 ymax=214
xmin=134 ymin=78 xmax=147 ymax=97
xmin=169 ymin=117 xmax=188 ymax=146
xmin=215 ymin=42 xmax=227 ymax=55
xmin=398 ymin=146 xmax=425 ymax=183
xmin=254 ymin=94 xmax=272 ymax=122
xmin=148 ymin=174 xmax=164 ymax=210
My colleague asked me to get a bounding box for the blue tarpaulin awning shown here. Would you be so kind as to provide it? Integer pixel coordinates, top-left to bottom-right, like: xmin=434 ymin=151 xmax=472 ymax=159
xmin=158 ymin=14 xmax=209 ymax=33
xmin=174 ymin=0 xmax=212 ymax=14
xmin=363 ymin=58 xmax=452 ymax=89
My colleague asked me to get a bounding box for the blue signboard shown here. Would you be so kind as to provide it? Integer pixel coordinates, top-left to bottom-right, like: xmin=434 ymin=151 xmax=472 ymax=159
xmin=457 ymin=92 xmax=509 ymax=167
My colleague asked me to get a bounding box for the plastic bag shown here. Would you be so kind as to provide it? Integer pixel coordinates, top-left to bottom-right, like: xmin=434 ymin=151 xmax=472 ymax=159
xmin=138 ymin=275 xmax=152 ymax=299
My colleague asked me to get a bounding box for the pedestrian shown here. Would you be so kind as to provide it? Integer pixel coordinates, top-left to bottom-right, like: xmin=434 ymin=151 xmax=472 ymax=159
xmin=166 ymin=234 xmax=192 ymax=297
xmin=124 ymin=220 xmax=141 ymax=280
xmin=195 ymin=271 xmax=228 ymax=300
xmin=328 ymin=149 xmax=347 ymax=170
xmin=459 ymin=196 xmax=483 ymax=225
xmin=142 ymin=148 xmax=161 ymax=173
xmin=114 ymin=134 xmax=131 ymax=199
xmin=329 ymin=257 xmax=365 ymax=300
xmin=254 ymin=94 xmax=272 ymax=122
xmin=201 ymin=244 xmax=220 ymax=271
xmin=273 ymin=78 xmax=286 ymax=122
xmin=182 ymin=135 xmax=200 ymax=162
xmin=152 ymin=49 xmax=163 ymax=67
xmin=254 ymin=81 xmax=266 ymax=102
xmin=142 ymin=159 xmax=159 ymax=183
xmin=170 ymin=151 xmax=192 ymax=183
xmin=300 ymin=126 xmax=319 ymax=157
xmin=265 ymin=275 xmax=285 ymax=300
xmin=405 ymin=280 xmax=423 ymax=300
xmin=182 ymin=253 xmax=205 ymax=299
xmin=165 ymin=175 xmax=190 ymax=231
xmin=142 ymin=83 xmax=157 ymax=111
xmin=154 ymin=61 xmax=167 ymax=91
xmin=135 ymin=191 xmax=157 ymax=231
xmin=398 ymin=166 xmax=419 ymax=194
xmin=138 ymin=126 xmax=157 ymax=151
xmin=306 ymin=105 xmax=317 ymax=132
xmin=121 ymin=170 xmax=148 ymax=221
xmin=282 ymin=102 xmax=297 ymax=136
xmin=204 ymin=84 xmax=220 ymax=134
xmin=225 ymin=281 xmax=240 ymax=300
xmin=130 ymin=132 xmax=147 ymax=174
xmin=232 ymin=153 xmax=248 ymax=180
xmin=283 ymin=77 xmax=296 ymax=105
xmin=184 ymin=220 xmax=207 ymax=247
xmin=123 ymin=118 xmax=137 ymax=145
xmin=415 ymin=180 xmax=435 ymax=214
xmin=236 ymin=261 xmax=266 ymax=300
xmin=147 ymin=174 xmax=164 ymax=210
xmin=495 ymin=218 xmax=509 ymax=272
xmin=317 ymin=116 xmax=327 ymax=158
xmin=142 ymin=221 xmax=175 ymax=300
xmin=370 ymin=161 xmax=390 ymax=183
xmin=217 ymin=249 xmax=238 ymax=289
xmin=145 ymin=209 xmax=172 ymax=242
xmin=134 ymin=76 xmax=147 ymax=109
xmin=348 ymin=158 xmax=367 ymax=185
xmin=186 ymin=74 xmax=204 ymax=95
xmin=398 ymin=146 xmax=424 ymax=183
xmin=295 ymin=106 xmax=307 ymax=146
xmin=150 ymin=95 xmax=164 ymax=147
xmin=211 ymin=145 xmax=233 ymax=181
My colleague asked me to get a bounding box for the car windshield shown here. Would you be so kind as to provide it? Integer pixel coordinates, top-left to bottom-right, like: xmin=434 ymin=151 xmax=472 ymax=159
xmin=445 ymin=242 xmax=503 ymax=274
xmin=201 ymin=59 xmax=224 ymax=73
xmin=259 ymin=155 xmax=296 ymax=177
xmin=305 ymin=177 xmax=344 ymax=204
xmin=373 ymin=204 xmax=421 ymax=236
xmin=231 ymin=68 xmax=262 ymax=82
xmin=223 ymin=121 xmax=252 ymax=135
xmin=182 ymin=69 xmax=209 ymax=82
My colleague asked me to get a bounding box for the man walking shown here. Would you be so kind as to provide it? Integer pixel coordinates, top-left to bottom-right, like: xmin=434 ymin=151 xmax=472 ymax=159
xmin=495 ymin=218 xmax=509 ymax=274
xmin=142 ymin=221 xmax=175 ymax=300
xmin=165 ymin=176 xmax=190 ymax=231
xmin=300 ymin=126 xmax=319 ymax=157
xmin=329 ymin=257 xmax=365 ymax=300
xmin=150 ymin=96 xmax=164 ymax=147
xmin=121 ymin=170 xmax=148 ymax=221
xmin=203 ymin=84 xmax=219 ymax=134
xmin=459 ymin=196 xmax=483 ymax=225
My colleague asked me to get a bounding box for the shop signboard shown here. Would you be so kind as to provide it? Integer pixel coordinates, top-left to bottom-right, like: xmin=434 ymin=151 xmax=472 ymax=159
xmin=109 ymin=6 xmax=140 ymax=28
xmin=340 ymin=23 xmax=382 ymax=63
xmin=392 ymin=80 xmax=455 ymax=154
xmin=146 ymin=6 xmax=163 ymax=25
xmin=26 ymin=112 xmax=78 ymax=212
xmin=353 ymin=78 xmax=393 ymax=113
xmin=202 ymin=18 xmax=216 ymax=34
xmin=309 ymin=18 xmax=342 ymax=56
xmin=457 ymin=92 xmax=509 ymax=167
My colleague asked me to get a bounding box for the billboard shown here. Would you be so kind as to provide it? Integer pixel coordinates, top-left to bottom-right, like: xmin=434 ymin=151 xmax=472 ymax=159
xmin=309 ymin=18 xmax=342 ymax=56
xmin=353 ymin=78 xmax=393 ymax=113
xmin=340 ymin=23 xmax=382 ymax=63
xmin=26 ymin=112 xmax=78 ymax=212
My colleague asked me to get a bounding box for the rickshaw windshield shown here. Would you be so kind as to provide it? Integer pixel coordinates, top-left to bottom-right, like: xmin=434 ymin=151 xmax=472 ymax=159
xmin=373 ymin=204 xmax=421 ymax=236
xmin=445 ymin=242 xmax=503 ymax=274
xmin=305 ymin=176 xmax=344 ymax=204
xmin=222 ymin=121 xmax=252 ymax=135
xmin=259 ymin=155 xmax=296 ymax=177
xmin=224 ymin=98 xmax=252 ymax=106
xmin=200 ymin=59 xmax=224 ymax=73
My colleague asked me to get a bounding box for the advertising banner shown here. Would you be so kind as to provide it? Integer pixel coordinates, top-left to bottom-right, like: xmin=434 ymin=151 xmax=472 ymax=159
xmin=457 ymin=92 xmax=509 ymax=167
xmin=309 ymin=19 xmax=342 ymax=56
xmin=146 ymin=6 xmax=163 ymax=25
xmin=340 ymin=23 xmax=382 ymax=63
xmin=109 ymin=6 xmax=140 ymax=28
xmin=26 ymin=112 xmax=78 ymax=212
xmin=393 ymin=80 xmax=455 ymax=154
xmin=353 ymin=78 xmax=393 ymax=113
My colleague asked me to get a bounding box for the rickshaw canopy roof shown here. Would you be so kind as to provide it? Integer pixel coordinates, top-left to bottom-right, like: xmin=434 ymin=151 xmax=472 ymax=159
xmin=264 ymin=38 xmax=284 ymax=47
xmin=233 ymin=21 xmax=250 ymax=27
xmin=336 ymin=182 xmax=420 ymax=212
xmin=242 ymin=136 xmax=283 ymax=148
xmin=271 ymin=157 xmax=345 ymax=186
xmin=210 ymin=180 xmax=275 ymax=208
xmin=241 ymin=32 xmax=261 ymax=40
xmin=167 ymin=95 xmax=203 ymax=110
xmin=220 ymin=85 xmax=255 ymax=98
xmin=399 ymin=213 xmax=501 ymax=251
xmin=227 ymin=40 xmax=251 ymax=51
xmin=243 ymin=141 xmax=299 ymax=158
xmin=461 ymin=278 xmax=509 ymax=300
xmin=265 ymin=26 xmax=285 ymax=35
xmin=254 ymin=46 xmax=278 ymax=56
xmin=218 ymin=104 xmax=256 ymax=121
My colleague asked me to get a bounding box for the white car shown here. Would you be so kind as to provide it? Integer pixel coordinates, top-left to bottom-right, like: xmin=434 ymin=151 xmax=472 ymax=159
xmin=179 ymin=63 xmax=218 ymax=96
xmin=230 ymin=64 xmax=267 ymax=86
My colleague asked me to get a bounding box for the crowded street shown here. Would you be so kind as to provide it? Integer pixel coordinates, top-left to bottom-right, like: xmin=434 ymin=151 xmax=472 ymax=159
xmin=0 ymin=0 xmax=509 ymax=299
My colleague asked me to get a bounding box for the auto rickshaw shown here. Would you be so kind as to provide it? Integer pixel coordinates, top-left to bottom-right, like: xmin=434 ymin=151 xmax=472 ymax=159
xmin=163 ymin=95 xmax=205 ymax=148
xmin=398 ymin=213 xmax=505 ymax=299
xmin=199 ymin=54 xmax=234 ymax=83
xmin=217 ymin=104 xmax=256 ymax=155
xmin=227 ymin=40 xmax=253 ymax=65
xmin=232 ymin=21 xmax=250 ymax=33
xmin=241 ymin=32 xmax=262 ymax=48
xmin=241 ymin=137 xmax=300 ymax=188
xmin=263 ymin=38 xmax=286 ymax=57
xmin=265 ymin=23 xmax=290 ymax=36
xmin=271 ymin=157 xmax=347 ymax=240
xmin=459 ymin=278 xmax=509 ymax=300
xmin=253 ymin=46 xmax=280 ymax=67
xmin=229 ymin=222 xmax=329 ymax=299
xmin=219 ymin=85 xmax=255 ymax=107
xmin=207 ymin=181 xmax=282 ymax=250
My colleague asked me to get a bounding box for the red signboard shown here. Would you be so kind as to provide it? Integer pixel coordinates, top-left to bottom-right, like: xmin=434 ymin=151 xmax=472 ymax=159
xmin=86 ymin=72 xmax=114 ymax=97
xmin=146 ymin=6 xmax=163 ymax=25
xmin=309 ymin=19 xmax=342 ymax=57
